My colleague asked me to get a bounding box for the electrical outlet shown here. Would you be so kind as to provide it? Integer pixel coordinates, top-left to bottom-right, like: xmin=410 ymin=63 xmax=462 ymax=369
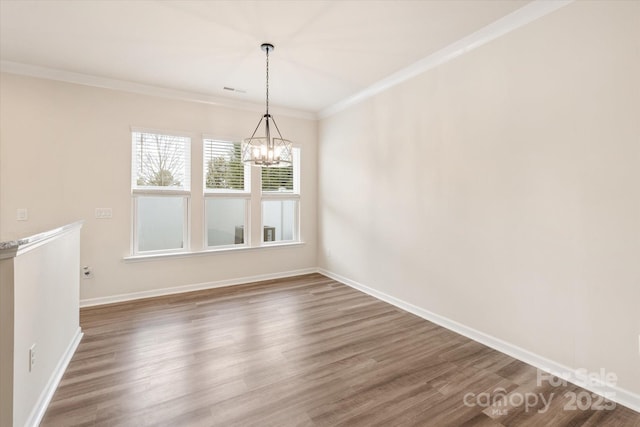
xmin=82 ymin=266 xmax=94 ymax=279
xmin=29 ymin=344 xmax=36 ymax=372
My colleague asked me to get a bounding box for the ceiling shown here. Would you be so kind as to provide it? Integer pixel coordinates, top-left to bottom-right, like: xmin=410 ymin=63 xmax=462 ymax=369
xmin=0 ymin=0 xmax=530 ymax=114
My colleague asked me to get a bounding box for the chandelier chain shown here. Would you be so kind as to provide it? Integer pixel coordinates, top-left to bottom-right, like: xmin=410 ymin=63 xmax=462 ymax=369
xmin=241 ymin=43 xmax=292 ymax=167
xmin=265 ymin=46 xmax=269 ymax=115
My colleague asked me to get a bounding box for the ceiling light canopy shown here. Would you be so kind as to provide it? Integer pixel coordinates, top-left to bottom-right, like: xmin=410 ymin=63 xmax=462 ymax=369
xmin=241 ymin=43 xmax=293 ymax=168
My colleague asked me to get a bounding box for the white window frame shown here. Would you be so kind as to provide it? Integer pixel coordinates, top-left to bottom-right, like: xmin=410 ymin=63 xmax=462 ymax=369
xmin=127 ymin=132 xmax=302 ymax=260
xmin=203 ymin=194 xmax=251 ymax=249
xmin=203 ymin=138 xmax=251 ymax=249
xmin=131 ymin=193 xmax=190 ymax=255
xmin=260 ymin=146 xmax=301 ymax=245
xmin=131 ymin=129 xmax=191 ymax=256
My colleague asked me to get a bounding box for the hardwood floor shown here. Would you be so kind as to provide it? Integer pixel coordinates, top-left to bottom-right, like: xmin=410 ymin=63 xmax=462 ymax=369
xmin=41 ymin=274 xmax=639 ymax=426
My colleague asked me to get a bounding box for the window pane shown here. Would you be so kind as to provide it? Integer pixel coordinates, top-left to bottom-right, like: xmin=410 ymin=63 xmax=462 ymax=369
xmin=206 ymin=198 xmax=247 ymax=247
xmin=132 ymin=132 xmax=190 ymax=190
xmin=261 ymin=147 xmax=299 ymax=193
xmin=262 ymin=165 xmax=293 ymax=192
xmin=204 ymin=139 xmax=246 ymax=191
xmin=136 ymin=196 xmax=186 ymax=252
xmin=262 ymin=200 xmax=297 ymax=242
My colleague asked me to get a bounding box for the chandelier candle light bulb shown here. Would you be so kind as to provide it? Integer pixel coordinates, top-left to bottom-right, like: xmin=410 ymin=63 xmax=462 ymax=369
xmin=241 ymin=43 xmax=293 ymax=167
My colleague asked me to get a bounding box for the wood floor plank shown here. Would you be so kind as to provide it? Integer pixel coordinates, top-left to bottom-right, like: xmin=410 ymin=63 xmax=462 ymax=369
xmin=40 ymin=273 xmax=640 ymax=426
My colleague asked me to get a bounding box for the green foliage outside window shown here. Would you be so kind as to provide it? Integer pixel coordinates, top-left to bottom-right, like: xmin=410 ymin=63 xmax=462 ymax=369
xmin=205 ymin=143 xmax=244 ymax=190
xmin=262 ymin=166 xmax=293 ymax=191
xmin=204 ymin=141 xmax=294 ymax=192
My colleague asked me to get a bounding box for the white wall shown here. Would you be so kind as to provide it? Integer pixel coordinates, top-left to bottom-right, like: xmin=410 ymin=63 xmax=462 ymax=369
xmin=7 ymin=223 xmax=82 ymax=427
xmin=319 ymin=0 xmax=640 ymax=397
xmin=0 ymin=74 xmax=318 ymax=301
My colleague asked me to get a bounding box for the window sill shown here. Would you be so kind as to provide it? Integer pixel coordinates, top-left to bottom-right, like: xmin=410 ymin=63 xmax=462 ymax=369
xmin=123 ymin=241 xmax=305 ymax=262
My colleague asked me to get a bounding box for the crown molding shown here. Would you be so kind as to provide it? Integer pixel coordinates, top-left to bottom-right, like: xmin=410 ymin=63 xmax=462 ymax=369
xmin=0 ymin=60 xmax=317 ymax=121
xmin=319 ymin=0 xmax=574 ymax=119
xmin=1 ymin=0 xmax=572 ymax=122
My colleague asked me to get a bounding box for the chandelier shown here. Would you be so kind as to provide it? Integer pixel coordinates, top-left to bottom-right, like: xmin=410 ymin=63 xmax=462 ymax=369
xmin=241 ymin=43 xmax=293 ymax=167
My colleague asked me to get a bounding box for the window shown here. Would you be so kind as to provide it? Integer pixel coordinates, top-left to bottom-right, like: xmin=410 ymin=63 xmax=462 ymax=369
xmin=205 ymin=142 xmax=300 ymax=247
xmin=131 ymin=131 xmax=190 ymax=254
xmin=262 ymin=199 xmax=298 ymax=242
xmin=203 ymin=139 xmax=249 ymax=248
xmin=129 ymin=131 xmax=301 ymax=257
xmin=136 ymin=196 xmax=187 ymax=252
xmin=261 ymin=147 xmax=300 ymax=243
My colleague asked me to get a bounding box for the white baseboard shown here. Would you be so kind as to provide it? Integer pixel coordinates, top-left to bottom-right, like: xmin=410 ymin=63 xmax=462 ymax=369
xmin=77 ymin=266 xmax=639 ymax=413
xmin=80 ymin=268 xmax=318 ymax=308
xmin=318 ymin=268 xmax=640 ymax=413
xmin=26 ymin=327 xmax=83 ymax=427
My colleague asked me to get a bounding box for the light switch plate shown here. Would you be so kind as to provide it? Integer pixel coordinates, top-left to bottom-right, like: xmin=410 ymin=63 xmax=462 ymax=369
xmin=95 ymin=208 xmax=113 ymax=219
xmin=17 ymin=208 xmax=28 ymax=221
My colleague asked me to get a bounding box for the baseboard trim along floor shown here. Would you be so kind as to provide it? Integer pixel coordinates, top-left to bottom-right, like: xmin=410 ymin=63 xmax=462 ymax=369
xmin=318 ymin=268 xmax=640 ymax=413
xmin=42 ymin=273 xmax=639 ymax=425
xmin=79 ymin=267 xmax=640 ymax=414
xmin=79 ymin=267 xmax=318 ymax=308
xmin=26 ymin=327 xmax=83 ymax=427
